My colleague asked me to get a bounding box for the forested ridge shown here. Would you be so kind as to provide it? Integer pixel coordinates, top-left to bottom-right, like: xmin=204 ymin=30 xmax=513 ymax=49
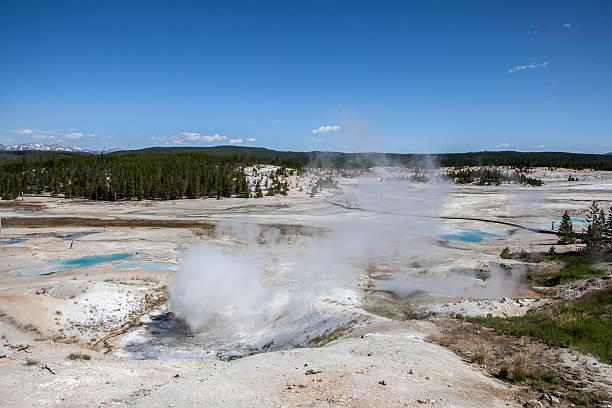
xmin=0 ymin=152 xmax=264 ymax=200
xmin=107 ymin=146 xmax=612 ymax=170
xmin=1 ymin=147 xmax=612 ymax=200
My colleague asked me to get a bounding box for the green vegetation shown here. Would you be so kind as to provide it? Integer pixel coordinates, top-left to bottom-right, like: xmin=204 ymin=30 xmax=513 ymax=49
xmin=464 ymin=287 xmax=612 ymax=363
xmin=0 ymin=150 xmax=85 ymax=164
xmin=471 ymin=349 xmax=486 ymax=364
xmin=511 ymin=359 xmax=527 ymax=382
xmin=557 ymin=210 xmax=576 ymax=244
xmin=362 ymin=302 xmax=421 ymax=320
xmin=500 ymin=248 xmax=605 ymax=286
xmin=311 ymin=325 xmax=350 ymax=347
xmin=445 ymin=167 xmax=542 ymax=186
xmin=533 ymin=262 xmax=604 ymax=286
xmin=67 ymin=352 xmax=91 ymax=360
xmin=25 ymin=358 xmax=38 ymax=366
xmin=0 ymin=152 xmax=256 ymax=200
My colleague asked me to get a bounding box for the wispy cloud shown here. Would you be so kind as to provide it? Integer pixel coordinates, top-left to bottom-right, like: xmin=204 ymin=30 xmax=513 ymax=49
xmin=563 ymin=23 xmax=571 ymax=28
xmin=507 ymin=61 xmax=549 ymax=73
xmin=150 ymin=135 xmax=169 ymax=142
xmin=272 ymin=119 xmax=284 ymax=123
xmin=533 ymin=144 xmax=545 ymax=149
xmin=528 ymin=29 xmax=539 ymax=34
xmin=245 ymin=138 xmax=256 ymax=142
xmin=14 ymin=128 xmax=59 ymax=140
xmin=180 ymin=132 xmax=228 ymax=143
xmin=312 ymin=125 xmax=341 ymax=134
xmin=495 ymin=142 xmax=510 ymax=148
xmin=229 ymin=138 xmax=243 ymax=145
xmin=312 ymin=136 xmax=326 ymax=143
xmin=64 ymin=132 xmax=85 ymax=140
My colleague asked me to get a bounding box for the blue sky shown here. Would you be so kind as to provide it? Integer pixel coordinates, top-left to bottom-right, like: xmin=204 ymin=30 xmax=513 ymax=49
xmin=1 ymin=1 xmax=611 ymax=153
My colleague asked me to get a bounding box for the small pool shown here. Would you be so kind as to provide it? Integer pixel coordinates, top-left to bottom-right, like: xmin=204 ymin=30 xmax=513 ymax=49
xmin=0 ymin=238 xmax=26 ymax=245
xmin=19 ymin=253 xmax=132 ymax=276
xmin=114 ymin=262 xmax=177 ymax=270
xmin=438 ymin=228 xmax=503 ymax=243
xmin=551 ymin=217 xmax=586 ymax=224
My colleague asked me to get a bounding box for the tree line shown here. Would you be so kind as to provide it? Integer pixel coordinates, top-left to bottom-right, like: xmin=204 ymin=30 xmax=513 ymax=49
xmin=0 ymin=152 xmax=299 ymax=201
xmin=557 ymin=201 xmax=612 ymax=253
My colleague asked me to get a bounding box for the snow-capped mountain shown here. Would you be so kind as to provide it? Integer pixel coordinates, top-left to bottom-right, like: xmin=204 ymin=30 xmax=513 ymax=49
xmin=0 ymin=143 xmax=91 ymax=153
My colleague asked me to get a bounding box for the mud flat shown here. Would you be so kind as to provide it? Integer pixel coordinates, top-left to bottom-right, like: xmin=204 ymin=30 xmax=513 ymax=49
xmin=0 ymin=171 xmax=611 ymax=407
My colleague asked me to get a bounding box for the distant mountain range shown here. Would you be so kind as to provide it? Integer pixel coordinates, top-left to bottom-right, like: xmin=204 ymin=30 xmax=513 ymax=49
xmin=0 ymin=143 xmax=91 ymax=153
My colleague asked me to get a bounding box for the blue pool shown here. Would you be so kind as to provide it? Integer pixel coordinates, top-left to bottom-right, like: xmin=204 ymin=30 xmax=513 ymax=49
xmin=114 ymin=262 xmax=177 ymax=270
xmin=19 ymin=253 xmax=132 ymax=276
xmin=438 ymin=228 xmax=503 ymax=243
xmin=551 ymin=217 xmax=586 ymax=224
xmin=0 ymin=238 xmax=26 ymax=245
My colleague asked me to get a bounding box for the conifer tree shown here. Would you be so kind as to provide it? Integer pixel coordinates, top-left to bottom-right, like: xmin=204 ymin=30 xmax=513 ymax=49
xmin=557 ymin=210 xmax=575 ymax=244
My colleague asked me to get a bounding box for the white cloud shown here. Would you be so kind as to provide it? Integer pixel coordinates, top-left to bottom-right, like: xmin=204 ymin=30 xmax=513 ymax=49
xmin=229 ymin=138 xmax=243 ymax=144
xmin=495 ymin=142 xmax=510 ymax=148
xmin=507 ymin=61 xmax=549 ymax=73
xmin=86 ymin=133 xmax=96 ymax=137
xmin=64 ymin=132 xmax=85 ymax=140
xmin=312 ymin=136 xmax=326 ymax=142
xmin=179 ymin=132 xmax=228 ymax=143
xmin=528 ymin=29 xmax=539 ymax=34
xmin=150 ymin=135 xmax=169 ymax=141
xmin=563 ymin=23 xmax=571 ymax=28
xmin=245 ymin=138 xmax=256 ymax=142
xmin=15 ymin=128 xmax=59 ymax=137
xmin=533 ymin=144 xmax=545 ymax=149
xmin=312 ymin=125 xmax=341 ymax=134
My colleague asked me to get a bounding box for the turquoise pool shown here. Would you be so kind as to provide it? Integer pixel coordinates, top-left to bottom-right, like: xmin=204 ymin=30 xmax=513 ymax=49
xmin=19 ymin=253 xmax=132 ymax=276
xmin=0 ymin=238 xmax=26 ymax=245
xmin=438 ymin=228 xmax=503 ymax=243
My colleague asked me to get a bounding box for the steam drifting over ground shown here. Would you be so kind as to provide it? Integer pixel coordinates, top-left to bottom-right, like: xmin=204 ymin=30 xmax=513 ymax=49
xmin=143 ymin=163 xmax=526 ymax=360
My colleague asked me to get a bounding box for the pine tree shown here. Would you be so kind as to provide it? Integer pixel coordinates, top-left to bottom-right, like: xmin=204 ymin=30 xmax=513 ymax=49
xmin=584 ymin=201 xmax=604 ymax=252
xmin=606 ymin=206 xmax=612 ymax=239
xmin=557 ymin=210 xmax=575 ymax=244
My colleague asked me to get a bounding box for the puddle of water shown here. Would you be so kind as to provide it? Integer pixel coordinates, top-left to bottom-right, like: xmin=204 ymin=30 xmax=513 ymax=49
xmin=19 ymin=253 xmax=132 ymax=276
xmin=0 ymin=238 xmax=26 ymax=245
xmin=451 ymin=269 xmax=489 ymax=281
xmin=114 ymin=262 xmax=177 ymax=270
xmin=438 ymin=228 xmax=503 ymax=243
xmin=551 ymin=217 xmax=586 ymax=224
xmin=62 ymin=231 xmax=103 ymax=240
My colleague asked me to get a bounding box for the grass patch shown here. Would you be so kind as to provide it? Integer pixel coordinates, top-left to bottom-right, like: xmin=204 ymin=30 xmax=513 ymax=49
xmin=311 ymin=326 xmax=350 ymax=347
xmin=500 ymin=249 xmax=607 ymax=286
xmin=67 ymin=352 xmax=91 ymax=360
xmin=512 ymin=359 xmax=527 ymax=382
xmin=471 ymin=349 xmax=486 ymax=364
xmin=25 ymin=358 xmax=38 ymax=366
xmin=362 ymin=302 xmax=423 ymax=320
xmin=533 ymin=263 xmax=604 ymax=287
xmin=462 ymin=287 xmax=612 ymax=364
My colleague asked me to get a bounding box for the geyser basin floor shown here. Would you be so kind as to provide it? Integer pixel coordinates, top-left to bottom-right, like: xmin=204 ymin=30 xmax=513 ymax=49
xmin=114 ymin=262 xmax=177 ymax=270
